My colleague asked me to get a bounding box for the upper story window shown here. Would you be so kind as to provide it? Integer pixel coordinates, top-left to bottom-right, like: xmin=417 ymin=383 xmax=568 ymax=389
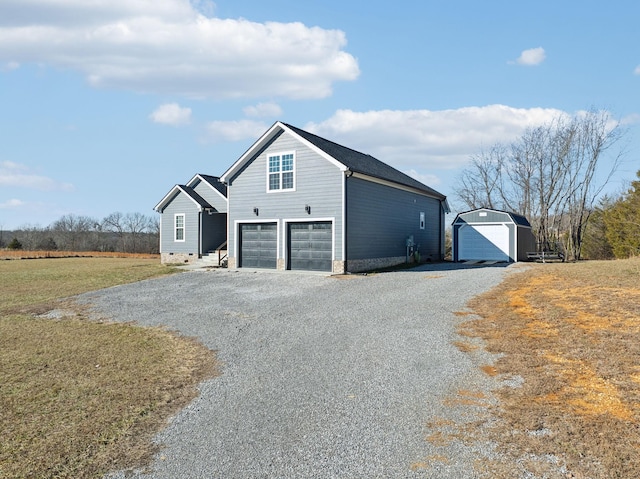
xmin=175 ymin=214 xmax=185 ymax=241
xmin=267 ymin=152 xmax=295 ymax=192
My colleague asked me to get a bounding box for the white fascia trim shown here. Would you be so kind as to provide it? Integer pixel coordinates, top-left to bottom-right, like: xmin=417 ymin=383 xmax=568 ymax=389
xmin=178 ymin=185 xmax=206 ymax=211
xmin=221 ymin=122 xmax=283 ymax=183
xmin=154 ymin=185 xmax=180 ymax=212
xmin=221 ymin=122 xmax=348 ymax=183
xmin=186 ymin=173 xmax=204 ymax=187
xmin=351 ymin=172 xmax=445 ymax=201
xmin=278 ymin=123 xmax=347 ymax=171
xmin=154 ymin=185 xmax=205 ymax=212
xmin=187 ymin=174 xmax=228 ymax=203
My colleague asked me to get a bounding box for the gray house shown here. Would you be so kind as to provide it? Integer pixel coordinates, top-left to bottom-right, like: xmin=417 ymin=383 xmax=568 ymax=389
xmin=220 ymin=121 xmax=449 ymax=273
xmin=154 ymin=174 xmax=227 ymax=264
xmin=451 ymin=208 xmax=536 ymax=262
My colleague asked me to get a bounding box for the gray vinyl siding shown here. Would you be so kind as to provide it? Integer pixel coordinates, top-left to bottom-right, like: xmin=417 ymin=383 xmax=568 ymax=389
xmin=227 ymin=131 xmax=344 ymax=261
xmin=346 ymin=177 xmax=442 ymax=260
xmin=193 ymin=180 xmax=227 ymax=212
xmin=159 ymin=193 xmax=200 ymax=254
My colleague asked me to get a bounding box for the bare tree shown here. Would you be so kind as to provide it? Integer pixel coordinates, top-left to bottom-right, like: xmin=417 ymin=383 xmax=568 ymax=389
xmin=563 ymin=110 xmax=623 ymax=260
xmin=51 ymin=214 xmax=98 ymax=250
xmin=102 ymin=212 xmax=126 ymax=252
xmin=455 ymin=144 xmax=507 ymax=210
xmin=123 ymin=212 xmax=154 ymax=253
xmin=454 ymin=109 xmax=624 ymax=260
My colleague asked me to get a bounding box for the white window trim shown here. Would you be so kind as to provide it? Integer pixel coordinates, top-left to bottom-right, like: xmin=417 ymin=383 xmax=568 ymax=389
xmin=174 ymin=213 xmax=186 ymax=242
xmin=266 ymin=151 xmax=296 ymax=193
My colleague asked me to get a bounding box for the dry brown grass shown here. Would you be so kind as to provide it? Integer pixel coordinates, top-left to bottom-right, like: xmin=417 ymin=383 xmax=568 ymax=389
xmin=0 ymin=250 xmax=159 ymax=260
xmin=0 ymin=257 xmax=219 ymax=479
xmin=455 ymin=257 xmax=640 ymax=478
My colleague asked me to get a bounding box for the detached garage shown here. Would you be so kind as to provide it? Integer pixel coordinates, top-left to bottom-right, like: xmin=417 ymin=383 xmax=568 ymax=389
xmin=452 ymin=208 xmax=536 ymax=263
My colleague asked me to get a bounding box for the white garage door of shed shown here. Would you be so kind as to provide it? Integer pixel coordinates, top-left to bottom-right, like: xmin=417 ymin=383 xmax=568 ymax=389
xmin=458 ymin=224 xmax=510 ymax=262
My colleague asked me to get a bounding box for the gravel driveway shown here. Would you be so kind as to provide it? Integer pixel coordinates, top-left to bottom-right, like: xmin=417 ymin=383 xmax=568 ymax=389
xmin=82 ymin=263 xmax=511 ymax=478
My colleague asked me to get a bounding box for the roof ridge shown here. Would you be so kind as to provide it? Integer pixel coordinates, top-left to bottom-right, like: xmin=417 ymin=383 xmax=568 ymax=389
xmin=282 ymin=122 xmax=372 ymax=158
xmin=282 ymin=122 xmax=446 ymax=201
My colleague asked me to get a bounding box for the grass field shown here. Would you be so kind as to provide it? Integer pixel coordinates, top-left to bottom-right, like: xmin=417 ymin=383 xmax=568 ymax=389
xmin=452 ymin=257 xmax=640 ymax=478
xmin=3 ymin=255 xmax=639 ymax=478
xmin=0 ymin=257 xmax=218 ymax=479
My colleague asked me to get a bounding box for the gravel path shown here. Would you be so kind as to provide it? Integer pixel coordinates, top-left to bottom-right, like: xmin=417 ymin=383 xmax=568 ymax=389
xmin=81 ymin=263 xmax=511 ymax=478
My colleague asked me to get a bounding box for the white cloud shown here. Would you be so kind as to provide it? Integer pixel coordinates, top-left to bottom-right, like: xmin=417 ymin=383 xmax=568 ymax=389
xmin=149 ymin=103 xmax=192 ymax=126
xmin=0 ymin=161 xmax=74 ymax=191
xmin=634 ymin=65 xmax=640 ymax=75
xmin=0 ymin=0 xmax=359 ymax=100
xmin=621 ymin=113 xmax=640 ymax=125
xmin=204 ymin=120 xmax=269 ymax=143
xmin=405 ymin=169 xmax=441 ymax=187
xmin=0 ymin=198 xmax=25 ymax=209
xmin=243 ymin=102 xmax=283 ymax=118
xmin=2 ymin=61 xmax=19 ymax=71
xmin=513 ymin=47 xmax=546 ymax=66
xmin=305 ymin=105 xmax=565 ymax=171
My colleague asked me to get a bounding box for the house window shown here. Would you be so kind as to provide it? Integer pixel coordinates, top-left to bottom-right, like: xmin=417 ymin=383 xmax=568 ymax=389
xmin=175 ymin=214 xmax=185 ymax=241
xmin=267 ymin=152 xmax=295 ymax=192
xmin=420 ymin=212 xmax=425 ymax=230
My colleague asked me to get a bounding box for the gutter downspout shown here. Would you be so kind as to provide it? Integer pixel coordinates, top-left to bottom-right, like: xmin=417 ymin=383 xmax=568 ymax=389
xmin=199 ymin=210 xmax=203 ymax=258
xmin=343 ymin=169 xmax=351 ymax=273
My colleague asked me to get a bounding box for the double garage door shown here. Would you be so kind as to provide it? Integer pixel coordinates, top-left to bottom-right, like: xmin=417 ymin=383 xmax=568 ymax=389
xmin=458 ymin=224 xmax=510 ymax=262
xmin=239 ymin=221 xmax=332 ymax=271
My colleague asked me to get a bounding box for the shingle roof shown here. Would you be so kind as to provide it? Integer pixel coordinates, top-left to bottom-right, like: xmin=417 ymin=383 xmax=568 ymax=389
xmin=179 ymin=185 xmax=213 ymax=209
xmin=197 ymin=174 xmax=227 ymax=198
xmin=508 ymin=212 xmax=532 ymax=227
xmin=282 ymin=123 xmax=446 ymax=200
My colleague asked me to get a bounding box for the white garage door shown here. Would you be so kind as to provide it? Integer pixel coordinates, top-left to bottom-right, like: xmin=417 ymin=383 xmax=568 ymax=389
xmin=458 ymin=224 xmax=510 ymax=262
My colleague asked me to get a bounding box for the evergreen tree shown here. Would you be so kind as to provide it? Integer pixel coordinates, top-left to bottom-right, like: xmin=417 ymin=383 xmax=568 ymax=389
xmin=603 ymin=171 xmax=640 ymax=258
xmin=581 ymin=196 xmax=616 ymax=260
xmin=7 ymin=237 xmax=22 ymax=250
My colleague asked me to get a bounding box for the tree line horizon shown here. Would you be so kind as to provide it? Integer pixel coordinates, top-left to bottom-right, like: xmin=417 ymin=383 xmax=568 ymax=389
xmin=0 ymin=211 xmax=159 ymax=254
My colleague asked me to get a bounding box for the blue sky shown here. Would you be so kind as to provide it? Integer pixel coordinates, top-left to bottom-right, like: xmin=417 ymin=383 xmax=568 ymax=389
xmin=1 ymin=0 xmax=638 ymax=230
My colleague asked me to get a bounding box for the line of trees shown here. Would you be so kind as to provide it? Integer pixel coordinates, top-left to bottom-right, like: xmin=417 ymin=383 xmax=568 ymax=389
xmin=454 ymin=109 xmax=626 ymax=261
xmin=582 ymin=171 xmax=640 ymax=259
xmin=0 ymin=212 xmax=159 ymax=254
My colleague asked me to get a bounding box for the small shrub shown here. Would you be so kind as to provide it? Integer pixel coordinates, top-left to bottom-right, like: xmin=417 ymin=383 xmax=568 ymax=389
xmin=7 ymin=238 xmax=22 ymax=250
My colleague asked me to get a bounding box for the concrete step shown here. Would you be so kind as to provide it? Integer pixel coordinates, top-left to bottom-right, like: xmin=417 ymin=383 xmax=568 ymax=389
xmin=200 ymin=251 xmax=228 ymax=266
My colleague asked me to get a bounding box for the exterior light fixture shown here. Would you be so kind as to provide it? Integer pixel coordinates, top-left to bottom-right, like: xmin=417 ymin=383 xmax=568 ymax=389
xmin=253 ymin=207 xmax=259 ymax=216
xmin=305 ymin=205 xmax=311 ymax=214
